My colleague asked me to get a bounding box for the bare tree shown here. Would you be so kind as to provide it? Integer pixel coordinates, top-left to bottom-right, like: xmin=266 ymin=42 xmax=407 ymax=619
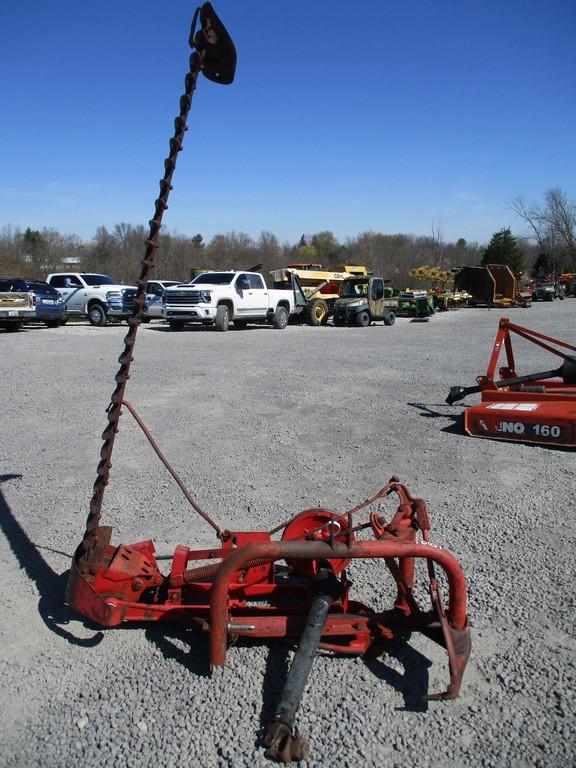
xmin=545 ymin=188 xmax=576 ymax=259
xmin=205 ymin=232 xmax=259 ymax=271
xmin=253 ymin=231 xmax=281 ymax=274
xmin=511 ymin=188 xmax=576 ymax=270
xmin=431 ymin=220 xmax=444 ymax=265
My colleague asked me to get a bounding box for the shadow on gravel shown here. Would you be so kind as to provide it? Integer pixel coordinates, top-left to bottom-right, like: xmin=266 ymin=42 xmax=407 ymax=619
xmin=147 ymin=324 xmax=279 ymax=333
xmin=0 ymin=473 xmax=104 ymax=647
xmin=254 ymin=636 xmax=430 ymax=745
xmin=257 ymin=641 xmax=291 ymax=734
xmin=364 ymin=640 xmax=431 ymax=712
xmin=407 ymin=402 xmax=464 ymax=435
xmin=144 ymin=624 xmax=212 ymax=678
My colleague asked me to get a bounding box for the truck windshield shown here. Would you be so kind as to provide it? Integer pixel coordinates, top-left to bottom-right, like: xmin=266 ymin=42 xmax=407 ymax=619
xmin=81 ymin=274 xmax=117 ymax=286
xmin=192 ymin=273 xmax=235 ymax=285
xmin=341 ymin=281 xmax=368 ymax=299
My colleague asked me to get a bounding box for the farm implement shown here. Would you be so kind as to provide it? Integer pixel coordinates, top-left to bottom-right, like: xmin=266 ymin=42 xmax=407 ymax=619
xmin=66 ymin=4 xmax=471 ymax=762
xmin=68 ymin=474 xmax=471 ymax=762
xmin=447 ymin=317 xmax=576 ymax=447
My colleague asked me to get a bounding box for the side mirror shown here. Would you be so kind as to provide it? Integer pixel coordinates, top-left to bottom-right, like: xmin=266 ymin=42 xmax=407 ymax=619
xmin=237 ymin=279 xmax=250 ymax=291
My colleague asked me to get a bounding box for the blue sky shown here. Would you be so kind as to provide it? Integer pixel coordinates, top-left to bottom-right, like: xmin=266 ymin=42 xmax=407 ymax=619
xmin=1 ymin=0 xmax=575 ymax=247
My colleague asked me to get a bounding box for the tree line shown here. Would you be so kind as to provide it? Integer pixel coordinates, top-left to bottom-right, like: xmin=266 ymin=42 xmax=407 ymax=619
xmin=1 ymin=188 xmax=573 ymax=286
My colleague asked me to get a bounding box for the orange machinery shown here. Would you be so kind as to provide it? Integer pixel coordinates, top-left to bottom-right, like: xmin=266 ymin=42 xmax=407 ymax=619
xmin=446 ymin=318 xmax=576 ymax=447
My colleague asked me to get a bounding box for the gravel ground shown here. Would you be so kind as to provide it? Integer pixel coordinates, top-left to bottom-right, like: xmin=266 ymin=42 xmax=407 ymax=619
xmin=0 ymin=301 xmax=575 ymax=767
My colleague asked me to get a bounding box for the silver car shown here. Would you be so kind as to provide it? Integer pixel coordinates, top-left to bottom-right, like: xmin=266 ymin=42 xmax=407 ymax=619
xmin=123 ymin=280 xmax=182 ymax=321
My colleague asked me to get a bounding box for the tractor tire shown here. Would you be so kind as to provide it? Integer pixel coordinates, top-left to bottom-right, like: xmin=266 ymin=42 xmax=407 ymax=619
xmin=215 ymin=304 xmax=230 ymax=331
xmin=356 ymin=311 xmax=370 ymax=327
xmin=307 ymin=299 xmax=329 ymax=326
xmin=88 ymin=303 xmax=107 ymax=326
xmin=168 ymin=319 xmax=185 ymax=331
xmin=272 ymin=305 xmax=289 ymax=329
xmin=384 ymin=311 xmax=396 ymax=327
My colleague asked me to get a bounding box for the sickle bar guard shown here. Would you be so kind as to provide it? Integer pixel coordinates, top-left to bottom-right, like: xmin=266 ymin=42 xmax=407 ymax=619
xmin=66 ymin=4 xmax=470 ymax=763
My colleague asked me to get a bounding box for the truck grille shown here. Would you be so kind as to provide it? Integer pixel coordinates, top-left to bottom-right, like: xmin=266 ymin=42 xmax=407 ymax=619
xmin=122 ymin=288 xmax=137 ymax=312
xmin=165 ymin=291 xmax=203 ymax=305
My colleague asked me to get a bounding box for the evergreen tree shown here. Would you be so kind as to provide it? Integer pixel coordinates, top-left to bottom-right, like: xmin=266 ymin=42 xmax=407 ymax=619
xmin=22 ymin=227 xmax=47 ymax=270
xmin=531 ymin=252 xmax=558 ymax=278
xmin=481 ymin=228 xmax=524 ymax=273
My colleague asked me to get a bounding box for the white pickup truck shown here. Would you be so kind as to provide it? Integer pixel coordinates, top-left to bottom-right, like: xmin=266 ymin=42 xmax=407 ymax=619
xmin=162 ymin=271 xmax=294 ymax=331
xmin=0 ymin=285 xmax=35 ymax=332
xmin=46 ymin=272 xmax=137 ymax=326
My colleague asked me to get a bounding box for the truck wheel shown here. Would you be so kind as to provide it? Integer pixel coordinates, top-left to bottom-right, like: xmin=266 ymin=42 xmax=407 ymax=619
xmin=384 ymin=312 xmax=396 ymax=327
xmin=272 ymin=305 xmax=289 ymax=329
xmin=356 ymin=311 xmax=370 ymax=327
xmin=215 ymin=305 xmax=230 ymax=331
xmin=307 ymin=299 xmax=329 ymax=326
xmin=233 ymin=319 xmax=248 ymax=329
xmin=168 ymin=319 xmax=185 ymax=331
xmin=88 ymin=303 xmax=107 ymax=326
xmin=0 ymin=320 xmax=23 ymax=332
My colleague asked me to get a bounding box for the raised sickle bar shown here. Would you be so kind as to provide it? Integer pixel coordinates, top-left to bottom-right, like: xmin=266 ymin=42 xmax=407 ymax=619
xmin=73 ymin=3 xmax=236 ymax=578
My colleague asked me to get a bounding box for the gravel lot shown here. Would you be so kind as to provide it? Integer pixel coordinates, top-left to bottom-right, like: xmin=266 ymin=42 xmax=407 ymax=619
xmin=1 ymin=301 xmax=575 ymax=767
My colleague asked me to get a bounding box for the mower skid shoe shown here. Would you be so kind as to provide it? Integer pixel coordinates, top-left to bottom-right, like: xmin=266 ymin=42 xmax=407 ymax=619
xmin=66 ymin=556 xmax=126 ymax=627
xmin=426 ymin=621 xmax=471 ymax=701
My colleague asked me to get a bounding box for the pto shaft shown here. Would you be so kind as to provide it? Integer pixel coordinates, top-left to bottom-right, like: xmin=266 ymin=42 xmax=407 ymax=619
xmin=263 ymin=567 xmax=342 ymax=763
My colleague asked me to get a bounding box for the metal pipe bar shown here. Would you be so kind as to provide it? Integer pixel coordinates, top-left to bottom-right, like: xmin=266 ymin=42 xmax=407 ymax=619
xmin=208 ymin=539 xmax=468 ymax=667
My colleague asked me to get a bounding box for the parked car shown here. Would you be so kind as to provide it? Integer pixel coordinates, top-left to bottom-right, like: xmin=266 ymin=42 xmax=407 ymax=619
xmin=46 ymin=273 xmax=137 ymax=326
xmin=122 ymin=280 xmax=182 ymax=321
xmin=0 ymin=278 xmax=66 ymax=328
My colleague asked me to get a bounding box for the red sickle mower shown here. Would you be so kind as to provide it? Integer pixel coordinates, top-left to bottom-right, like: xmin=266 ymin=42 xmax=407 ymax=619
xmin=65 ymin=4 xmax=471 ymax=763
xmin=67 ymin=471 xmax=471 ymax=762
xmin=447 ymin=317 xmax=576 ymax=447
